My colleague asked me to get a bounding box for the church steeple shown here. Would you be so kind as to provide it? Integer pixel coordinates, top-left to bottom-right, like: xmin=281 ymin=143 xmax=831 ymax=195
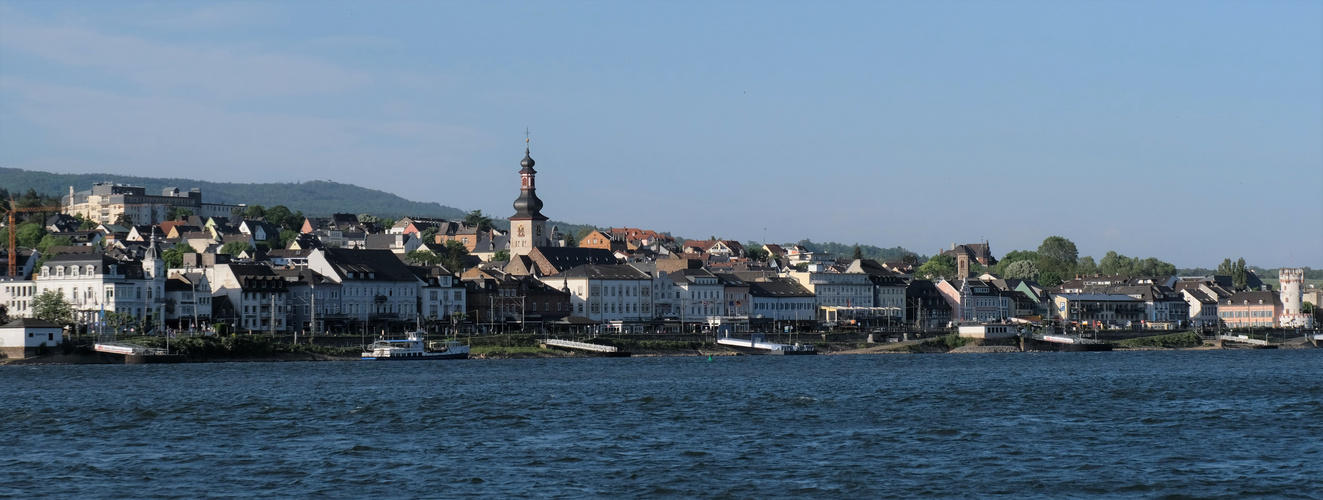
xmin=511 ymin=145 xmax=546 ymax=221
xmin=509 ymin=134 xmax=549 ymax=256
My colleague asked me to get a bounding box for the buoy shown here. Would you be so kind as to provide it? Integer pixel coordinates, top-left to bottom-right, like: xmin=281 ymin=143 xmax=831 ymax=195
xmin=707 ymin=355 xmax=713 ymax=362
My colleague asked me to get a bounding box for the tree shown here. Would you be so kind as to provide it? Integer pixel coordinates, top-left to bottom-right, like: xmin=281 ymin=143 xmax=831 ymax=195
xmin=0 ymin=304 xmax=9 ymax=324
xmin=406 ymin=249 xmax=443 ymax=266
xmin=161 ymin=241 xmax=196 ymax=269
xmin=219 ymin=241 xmax=254 ymax=257
xmin=1216 ymin=258 xmax=1234 ymax=276
xmin=914 ymin=254 xmax=958 ymax=280
xmin=419 ymin=227 xmax=440 ymax=245
xmin=1302 ymin=302 xmax=1315 ymax=314
xmin=278 ymin=230 xmax=299 ymax=249
xmin=1233 ymin=257 xmax=1249 ymax=290
xmin=464 ymin=210 xmax=493 ymax=232
xmin=113 ymin=214 xmax=133 ymax=227
xmin=1076 ymin=256 xmax=1098 ymax=276
xmin=746 ymin=245 xmax=769 ymax=262
xmin=993 ymin=250 xmax=1039 ymax=276
xmin=851 ymin=245 xmax=863 ymax=260
xmin=442 ymin=240 xmax=470 ymax=272
xmin=243 ymin=205 xmax=267 ymax=220
xmin=492 ymin=250 xmax=510 ymax=262
xmin=1036 ymin=236 xmax=1078 ymax=280
xmin=32 ymin=289 xmax=73 ymax=324
xmin=265 ymin=205 xmax=293 ymax=229
xmin=166 ymin=206 xmax=193 ymax=221
xmin=1004 ymin=260 xmax=1040 ymax=280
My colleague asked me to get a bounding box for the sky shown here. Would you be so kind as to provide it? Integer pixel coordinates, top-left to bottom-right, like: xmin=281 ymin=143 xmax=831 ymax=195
xmin=1 ymin=0 xmax=1319 ymax=268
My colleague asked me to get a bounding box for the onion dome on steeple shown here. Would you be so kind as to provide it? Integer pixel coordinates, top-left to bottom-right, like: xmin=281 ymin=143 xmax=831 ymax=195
xmin=512 ymin=145 xmax=547 ymax=221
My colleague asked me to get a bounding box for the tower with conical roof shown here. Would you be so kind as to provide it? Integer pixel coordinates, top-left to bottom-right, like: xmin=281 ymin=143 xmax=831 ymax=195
xmin=509 ymin=139 xmax=548 ymax=256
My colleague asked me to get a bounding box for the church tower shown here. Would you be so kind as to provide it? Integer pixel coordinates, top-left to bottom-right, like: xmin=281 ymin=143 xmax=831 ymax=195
xmin=509 ymin=141 xmax=548 ymax=256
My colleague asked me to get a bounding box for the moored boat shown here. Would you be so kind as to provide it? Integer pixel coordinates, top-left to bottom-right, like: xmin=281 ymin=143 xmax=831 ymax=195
xmin=361 ymin=330 xmax=469 ymax=360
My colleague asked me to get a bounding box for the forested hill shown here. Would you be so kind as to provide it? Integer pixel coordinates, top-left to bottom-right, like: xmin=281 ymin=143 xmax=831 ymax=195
xmin=0 ymin=167 xmax=470 ymax=220
xmin=3 ymin=167 xmax=919 ymax=259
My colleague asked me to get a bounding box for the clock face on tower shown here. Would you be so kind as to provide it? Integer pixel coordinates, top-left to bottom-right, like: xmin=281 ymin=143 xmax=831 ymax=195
xmin=518 ymin=225 xmax=525 ymax=237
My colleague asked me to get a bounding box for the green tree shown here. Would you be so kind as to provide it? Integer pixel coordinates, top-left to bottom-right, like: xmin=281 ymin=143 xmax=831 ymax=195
xmin=161 ymin=241 xmax=196 ymax=269
xmin=219 ymin=241 xmax=254 ymax=257
xmin=113 ymin=214 xmax=133 ymax=227
xmin=1036 ymin=236 xmax=1078 ymax=280
xmin=746 ymin=244 xmax=769 ymax=262
xmin=1004 ymin=260 xmax=1040 ymax=280
xmin=406 ymin=249 xmax=443 ymax=266
xmin=1076 ymin=256 xmax=1098 ymax=276
xmin=914 ymin=254 xmax=958 ymax=280
xmin=464 ymin=210 xmax=493 ymax=232
xmin=419 ymin=227 xmax=440 ymax=245
xmin=442 ymin=240 xmax=470 ymax=272
xmin=32 ymin=289 xmax=74 ymax=324
xmin=851 ymin=245 xmax=863 ymax=260
xmin=265 ymin=205 xmax=293 ymax=229
xmin=1301 ymin=302 xmax=1314 ymax=314
xmin=243 ymin=205 xmax=267 ymax=220
xmin=0 ymin=304 xmax=10 ymax=324
xmin=278 ymin=229 xmax=299 ymax=249
xmin=166 ymin=206 xmax=193 ymax=221
xmin=492 ymin=250 xmax=510 ymax=262
xmin=993 ymin=250 xmax=1039 ymax=276
xmin=1216 ymin=258 xmax=1234 ymax=276
xmin=1233 ymin=257 xmax=1249 ymax=290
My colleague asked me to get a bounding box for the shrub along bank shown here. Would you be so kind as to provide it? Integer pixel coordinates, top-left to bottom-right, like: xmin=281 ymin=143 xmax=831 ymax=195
xmin=1115 ymin=331 xmax=1204 ymax=349
xmin=124 ymin=335 xmax=360 ymax=359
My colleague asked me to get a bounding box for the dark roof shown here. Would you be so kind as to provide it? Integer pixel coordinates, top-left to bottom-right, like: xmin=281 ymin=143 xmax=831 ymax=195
xmin=321 ymin=248 xmax=421 ymax=282
xmin=748 ymin=278 xmax=815 ymax=298
xmin=556 ymin=264 xmax=651 ymax=280
xmin=531 ymin=247 xmax=620 ymax=273
xmin=1 ymin=318 xmax=62 ymax=328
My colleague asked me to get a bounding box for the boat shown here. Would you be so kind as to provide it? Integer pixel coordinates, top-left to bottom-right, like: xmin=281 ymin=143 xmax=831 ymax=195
xmin=716 ymin=333 xmax=817 ymax=355
xmin=361 ymin=330 xmax=469 ymax=360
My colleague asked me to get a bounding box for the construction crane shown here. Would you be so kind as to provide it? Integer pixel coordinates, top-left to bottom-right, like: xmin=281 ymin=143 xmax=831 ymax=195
xmin=3 ymin=198 xmax=62 ymax=277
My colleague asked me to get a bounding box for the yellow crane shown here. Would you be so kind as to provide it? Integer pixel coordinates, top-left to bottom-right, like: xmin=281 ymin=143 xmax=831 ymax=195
xmin=3 ymin=198 xmax=62 ymax=277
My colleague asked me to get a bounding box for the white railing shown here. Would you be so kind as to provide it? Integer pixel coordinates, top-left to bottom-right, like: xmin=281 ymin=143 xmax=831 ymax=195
xmin=543 ymin=339 xmax=618 ymax=353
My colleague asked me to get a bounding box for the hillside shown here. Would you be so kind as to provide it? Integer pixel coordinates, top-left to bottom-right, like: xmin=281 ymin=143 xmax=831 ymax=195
xmin=1 ymin=167 xmax=918 ymax=260
xmin=0 ymin=167 xmax=472 ymax=220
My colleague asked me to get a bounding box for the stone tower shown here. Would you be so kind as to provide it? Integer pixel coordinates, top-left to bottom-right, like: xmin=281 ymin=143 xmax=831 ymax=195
xmin=1279 ymin=268 xmax=1314 ymax=328
xmin=509 ymin=143 xmax=548 ymax=256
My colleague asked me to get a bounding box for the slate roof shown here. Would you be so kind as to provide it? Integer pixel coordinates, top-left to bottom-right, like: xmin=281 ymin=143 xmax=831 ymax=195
xmin=748 ymin=278 xmax=815 ymax=298
xmin=556 ymin=264 xmax=651 ymax=281
xmin=321 ymin=248 xmax=421 ymax=282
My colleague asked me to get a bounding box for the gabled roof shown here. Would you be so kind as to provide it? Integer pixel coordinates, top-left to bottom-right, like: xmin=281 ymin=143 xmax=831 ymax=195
xmin=320 ymin=248 xmax=421 ymax=282
xmin=556 ymin=264 xmax=651 ymax=281
xmin=748 ymin=278 xmax=815 ymax=298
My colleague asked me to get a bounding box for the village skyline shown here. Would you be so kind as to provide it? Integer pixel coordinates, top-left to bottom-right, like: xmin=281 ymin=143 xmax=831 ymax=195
xmin=1 ymin=1 xmax=1319 ymax=268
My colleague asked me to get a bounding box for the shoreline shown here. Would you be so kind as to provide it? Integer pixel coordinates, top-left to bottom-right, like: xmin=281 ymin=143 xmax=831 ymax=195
xmin=3 ymin=339 xmax=1314 ymax=365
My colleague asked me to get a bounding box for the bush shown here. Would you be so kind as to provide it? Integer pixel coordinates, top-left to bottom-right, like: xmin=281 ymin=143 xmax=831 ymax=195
xmin=1117 ymin=331 xmax=1203 ymax=348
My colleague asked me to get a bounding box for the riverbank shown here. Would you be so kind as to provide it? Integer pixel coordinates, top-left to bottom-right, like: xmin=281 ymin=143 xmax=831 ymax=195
xmin=4 ymin=331 xmax=1315 ymax=364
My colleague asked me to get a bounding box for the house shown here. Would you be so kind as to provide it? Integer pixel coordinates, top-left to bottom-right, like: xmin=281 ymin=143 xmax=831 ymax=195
xmin=0 ymin=318 xmax=64 ymax=359
xmin=1050 ymin=293 xmax=1146 ymax=328
xmin=36 ymin=251 xmax=164 ymax=328
xmin=365 ymin=233 xmax=422 ymax=256
xmin=540 ymin=264 xmax=654 ymax=333
xmin=306 ymin=248 xmax=425 ymax=329
xmin=239 ymin=220 xmax=282 ymax=243
xmin=935 ymin=277 xmax=1012 ymax=324
xmin=163 ymin=273 xmax=212 ymax=331
xmin=906 ymin=280 xmax=953 ymax=330
xmin=464 ymin=270 xmax=568 ymax=330
xmin=512 ymin=246 xmax=620 ymax=277
xmin=786 ymin=263 xmax=873 ymax=323
xmin=746 ymin=277 xmax=817 ymax=331
xmin=45 ymin=214 xmax=82 ymax=233
xmin=211 ymin=264 xmax=289 ymax=333
xmin=0 ymin=277 xmax=37 ymax=319
xmin=1218 ymin=291 xmax=1283 ymax=328
xmin=940 ymin=242 xmax=998 ymax=267
xmin=847 ymin=259 xmax=908 ymax=325
xmin=579 ymin=230 xmax=626 ymax=252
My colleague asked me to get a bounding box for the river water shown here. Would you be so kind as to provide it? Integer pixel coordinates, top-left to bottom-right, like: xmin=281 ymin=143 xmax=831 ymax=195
xmin=2 ymin=350 xmax=1320 ymax=498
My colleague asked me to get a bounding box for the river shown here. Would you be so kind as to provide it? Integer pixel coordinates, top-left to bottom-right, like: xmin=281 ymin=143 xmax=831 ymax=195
xmin=2 ymin=350 xmax=1320 ymax=498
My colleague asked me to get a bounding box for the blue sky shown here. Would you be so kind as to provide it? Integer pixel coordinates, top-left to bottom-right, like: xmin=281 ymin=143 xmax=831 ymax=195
xmin=1 ymin=1 xmax=1319 ymax=268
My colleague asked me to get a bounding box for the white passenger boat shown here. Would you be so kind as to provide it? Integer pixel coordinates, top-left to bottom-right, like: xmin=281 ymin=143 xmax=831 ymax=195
xmin=361 ymin=330 xmax=469 ymax=360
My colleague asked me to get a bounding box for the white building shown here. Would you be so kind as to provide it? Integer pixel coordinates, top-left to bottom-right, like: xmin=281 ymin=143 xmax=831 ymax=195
xmin=543 ymin=264 xmax=653 ymax=333
xmin=307 ymin=248 xmax=424 ymax=327
xmin=0 ymin=318 xmax=64 ymax=359
xmin=35 ymin=252 xmax=163 ymax=330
